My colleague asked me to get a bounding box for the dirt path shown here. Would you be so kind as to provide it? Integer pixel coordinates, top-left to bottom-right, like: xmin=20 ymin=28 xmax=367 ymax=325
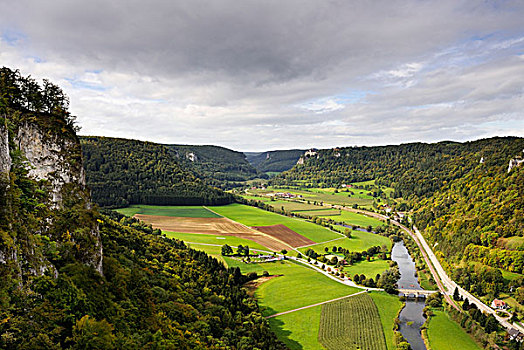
xmin=266 ymin=290 xmax=367 ymax=319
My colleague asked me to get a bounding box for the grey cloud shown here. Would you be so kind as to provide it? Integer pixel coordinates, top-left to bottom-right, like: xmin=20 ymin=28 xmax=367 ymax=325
xmin=0 ymin=0 xmax=523 ymax=150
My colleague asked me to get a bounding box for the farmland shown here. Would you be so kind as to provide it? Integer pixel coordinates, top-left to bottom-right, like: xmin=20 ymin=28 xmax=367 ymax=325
xmin=116 ymin=204 xmax=220 ymax=218
xmin=325 ymin=210 xmax=384 ymax=229
xmin=318 ymin=293 xmax=387 ymax=350
xmin=163 ymin=231 xmax=270 ymax=251
xmin=426 ymin=311 xmax=482 ymax=350
xmin=342 ymin=259 xmax=391 ymax=280
xmin=255 ymin=260 xmax=359 ymax=315
xmin=252 ymin=224 xmax=315 ymax=247
xmin=117 ymin=203 xmax=401 ymax=349
xmin=135 ymin=215 xmax=290 ymax=251
xmin=299 ymin=230 xmax=392 ymax=255
xmin=210 ymin=204 xmax=341 ymax=243
xmin=371 ymin=292 xmax=404 ymax=350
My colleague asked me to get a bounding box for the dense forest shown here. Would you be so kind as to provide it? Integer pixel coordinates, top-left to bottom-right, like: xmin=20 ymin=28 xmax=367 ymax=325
xmin=81 ymin=136 xmax=235 ymax=208
xmin=245 ymin=150 xmax=305 ymax=173
xmin=0 ymin=68 xmax=284 ymax=349
xmin=167 ymin=144 xmax=261 ymax=186
xmin=1 ymin=213 xmax=286 ymax=349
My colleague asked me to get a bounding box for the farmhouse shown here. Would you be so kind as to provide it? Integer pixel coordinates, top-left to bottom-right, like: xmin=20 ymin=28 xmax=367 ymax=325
xmin=508 ymin=328 xmax=524 ymax=342
xmin=491 ymin=299 xmax=508 ymax=310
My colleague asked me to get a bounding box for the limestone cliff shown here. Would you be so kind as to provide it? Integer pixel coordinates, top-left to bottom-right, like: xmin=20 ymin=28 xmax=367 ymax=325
xmin=0 ymin=115 xmax=103 ymax=281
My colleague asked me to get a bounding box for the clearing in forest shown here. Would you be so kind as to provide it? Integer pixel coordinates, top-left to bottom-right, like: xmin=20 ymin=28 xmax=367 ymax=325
xmin=134 ymin=214 xmax=290 ymax=251
xmin=318 ymin=293 xmax=387 ymax=350
xmin=252 ymin=224 xmax=315 ymax=248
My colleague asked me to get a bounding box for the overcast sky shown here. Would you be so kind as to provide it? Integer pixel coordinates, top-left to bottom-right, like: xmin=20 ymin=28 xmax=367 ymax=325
xmin=1 ymin=1 xmax=523 ymax=151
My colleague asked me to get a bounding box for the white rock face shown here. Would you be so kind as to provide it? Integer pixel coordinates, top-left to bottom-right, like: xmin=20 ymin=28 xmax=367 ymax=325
xmin=508 ymin=158 xmax=524 ymax=173
xmin=186 ymin=152 xmax=198 ymax=162
xmin=0 ymin=125 xmax=10 ymax=174
xmin=15 ymin=123 xmax=86 ymax=208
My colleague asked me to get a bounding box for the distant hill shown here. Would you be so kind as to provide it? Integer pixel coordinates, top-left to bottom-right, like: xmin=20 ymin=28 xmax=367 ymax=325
xmin=246 ymin=149 xmax=305 ymax=173
xmin=166 ymin=144 xmax=261 ymax=186
xmin=81 ymin=136 xmax=234 ymax=207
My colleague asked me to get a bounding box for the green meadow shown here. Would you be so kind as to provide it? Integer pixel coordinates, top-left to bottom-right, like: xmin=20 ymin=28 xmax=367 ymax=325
xmin=299 ymin=230 xmax=392 ymax=255
xmin=115 ymin=205 xmax=221 ymax=218
xmin=371 ymin=292 xmax=404 ymax=350
xmin=325 ymin=210 xmax=384 ymax=228
xmin=427 ymin=311 xmax=482 ymax=350
xmin=342 ymin=259 xmax=391 ymax=280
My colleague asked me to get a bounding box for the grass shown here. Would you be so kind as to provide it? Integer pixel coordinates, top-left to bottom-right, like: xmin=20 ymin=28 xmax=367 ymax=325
xmin=163 ymin=231 xmax=269 ymax=251
xmin=427 ymin=310 xmax=483 ymax=350
xmin=371 ymin=292 xmax=403 ymax=350
xmin=241 ymin=195 xmax=270 ymax=202
xmin=326 ymin=211 xmax=384 ymax=229
xmin=210 ymin=204 xmax=341 ymax=243
xmin=268 ymin=306 xmax=325 ymax=350
xmin=318 ymin=293 xmax=387 ymax=350
xmin=299 ymin=209 xmax=342 ymax=216
xmin=299 ymin=231 xmax=392 ymax=255
xmin=270 ymin=200 xmax=326 ymax=212
xmin=115 ymin=205 xmax=221 ymax=218
xmin=254 ymin=260 xmax=359 ymax=315
xmin=341 ymin=259 xmax=391 ymax=280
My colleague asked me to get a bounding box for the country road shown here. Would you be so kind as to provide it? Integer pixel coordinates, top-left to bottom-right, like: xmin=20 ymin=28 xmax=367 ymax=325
xmin=331 ymin=203 xmax=524 ymax=334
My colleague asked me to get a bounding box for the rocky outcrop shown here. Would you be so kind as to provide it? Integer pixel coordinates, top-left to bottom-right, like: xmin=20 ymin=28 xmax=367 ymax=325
xmin=1 ymin=118 xmax=103 ymax=278
xmin=0 ymin=124 xmax=10 ymax=175
xmin=15 ymin=122 xmax=87 ymax=208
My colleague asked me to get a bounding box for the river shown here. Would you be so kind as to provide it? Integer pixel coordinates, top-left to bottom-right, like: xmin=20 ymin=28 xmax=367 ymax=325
xmin=391 ymin=241 xmax=427 ymax=350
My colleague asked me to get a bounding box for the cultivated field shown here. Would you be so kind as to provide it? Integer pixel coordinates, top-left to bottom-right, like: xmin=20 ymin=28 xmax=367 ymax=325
xmin=371 ymin=292 xmax=404 ymax=350
xmin=252 ymin=224 xmax=315 ymax=247
xmin=116 ymin=205 xmax=221 ymax=218
xmin=135 ymin=214 xmax=290 ymax=251
xmin=318 ymin=293 xmax=387 ymax=350
xmin=210 ymin=204 xmax=341 ymax=243
xmin=163 ymin=231 xmax=269 ymax=251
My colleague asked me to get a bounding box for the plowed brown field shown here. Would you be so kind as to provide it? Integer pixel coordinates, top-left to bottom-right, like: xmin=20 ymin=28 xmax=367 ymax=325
xmin=252 ymin=224 xmax=315 ymax=247
xmin=134 ymin=214 xmax=290 ymax=251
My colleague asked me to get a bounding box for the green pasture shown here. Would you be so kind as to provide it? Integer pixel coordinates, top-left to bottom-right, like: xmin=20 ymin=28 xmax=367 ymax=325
xmin=342 ymin=259 xmax=391 ymax=280
xmin=254 ymin=260 xmax=359 ymax=315
xmin=115 ymin=205 xmax=220 ymax=218
xmin=299 ymin=231 xmax=392 ymax=255
xmin=371 ymin=292 xmax=403 ymax=350
xmin=299 ymin=209 xmax=341 ymax=216
xmin=241 ymin=195 xmax=270 ymax=202
xmin=427 ymin=311 xmax=482 ymax=350
xmin=209 ymin=204 xmax=341 ymax=243
xmin=325 ymin=210 xmax=384 ymax=228
xmin=268 ymin=306 xmax=324 ymax=350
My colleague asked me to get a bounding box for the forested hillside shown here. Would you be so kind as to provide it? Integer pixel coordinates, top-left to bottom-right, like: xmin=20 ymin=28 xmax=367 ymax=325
xmin=167 ymin=144 xmax=261 ymax=186
xmin=81 ymin=136 xmax=234 ymax=207
xmin=274 ymin=137 xmax=524 ymax=304
xmin=0 ymin=68 xmax=284 ymax=349
xmin=245 ymin=149 xmax=305 ymax=173
xmin=273 ymin=138 xmax=524 ymax=199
